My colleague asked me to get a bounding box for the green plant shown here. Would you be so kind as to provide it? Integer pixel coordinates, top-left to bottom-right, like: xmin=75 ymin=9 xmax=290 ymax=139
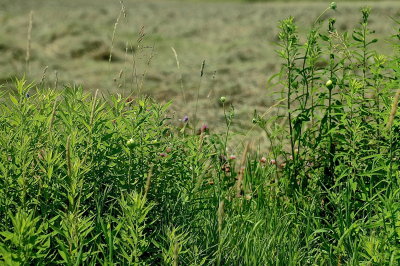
xmin=1 ymin=2 xmax=400 ymax=265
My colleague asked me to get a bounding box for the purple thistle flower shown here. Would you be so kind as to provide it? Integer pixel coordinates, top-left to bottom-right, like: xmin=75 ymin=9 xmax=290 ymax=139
xmin=183 ymin=115 xmax=189 ymax=123
xmin=200 ymin=124 xmax=208 ymax=132
xmin=197 ymin=124 xmax=210 ymax=135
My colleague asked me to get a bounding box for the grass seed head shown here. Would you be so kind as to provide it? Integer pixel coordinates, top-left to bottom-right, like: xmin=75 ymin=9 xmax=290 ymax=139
xmin=126 ymin=97 xmax=134 ymax=104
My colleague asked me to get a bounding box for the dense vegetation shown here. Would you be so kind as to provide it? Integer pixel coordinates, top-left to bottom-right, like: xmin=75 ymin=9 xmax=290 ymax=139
xmin=1 ymin=3 xmax=400 ymax=265
xmin=2 ymin=0 xmax=398 ymax=142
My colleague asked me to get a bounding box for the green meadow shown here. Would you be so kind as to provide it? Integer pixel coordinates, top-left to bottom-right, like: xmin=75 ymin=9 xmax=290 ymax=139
xmin=1 ymin=0 xmax=400 ymax=264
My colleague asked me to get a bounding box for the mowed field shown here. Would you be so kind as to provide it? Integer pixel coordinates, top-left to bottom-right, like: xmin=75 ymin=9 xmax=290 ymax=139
xmin=1 ymin=0 xmax=399 ymax=147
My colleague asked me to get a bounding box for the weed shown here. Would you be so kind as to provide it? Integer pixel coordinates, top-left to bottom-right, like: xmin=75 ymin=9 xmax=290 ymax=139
xmin=1 ymin=3 xmax=400 ymax=265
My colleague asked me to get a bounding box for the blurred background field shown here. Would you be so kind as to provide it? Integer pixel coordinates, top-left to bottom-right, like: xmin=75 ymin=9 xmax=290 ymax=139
xmin=1 ymin=0 xmax=399 ymax=150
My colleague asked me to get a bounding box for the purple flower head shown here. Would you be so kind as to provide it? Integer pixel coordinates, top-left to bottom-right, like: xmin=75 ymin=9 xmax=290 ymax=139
xmin=200 ymin=124 xmax=209 ymax=133
xmin=183 ymin=115 xmax=189 ymax=123
xmin=197 ymin=124 xmax=210 ymax=135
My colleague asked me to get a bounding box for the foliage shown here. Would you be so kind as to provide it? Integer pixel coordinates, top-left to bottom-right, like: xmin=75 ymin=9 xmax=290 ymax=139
xmin=1 ymin=3 xmax=400 ymax=265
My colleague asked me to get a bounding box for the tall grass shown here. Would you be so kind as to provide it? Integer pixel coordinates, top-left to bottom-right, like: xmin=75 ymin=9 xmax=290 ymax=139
xmin=1 ymin=3 xmax=400 ymax=264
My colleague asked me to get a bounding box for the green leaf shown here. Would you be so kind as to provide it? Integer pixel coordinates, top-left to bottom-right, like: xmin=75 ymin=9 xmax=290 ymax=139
xmin=0 ymin=231 xmax=15 ymax=241
xmin=352 ymin=33 xmax=363 ymax=42
xmin=367 ymin=38 xmax=378 ymax=45
xmin=9 ymin=95 xmax=18 ymax=106
xmin=319 ymin=34 xmax=329 ymax=41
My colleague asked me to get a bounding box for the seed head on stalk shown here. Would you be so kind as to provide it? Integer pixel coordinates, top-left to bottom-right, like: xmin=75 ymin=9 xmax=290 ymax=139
xmin=127 ymin=138 xmax=135 ymax=148
xmin=326 ymin=79 xmax=333 ymax=90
